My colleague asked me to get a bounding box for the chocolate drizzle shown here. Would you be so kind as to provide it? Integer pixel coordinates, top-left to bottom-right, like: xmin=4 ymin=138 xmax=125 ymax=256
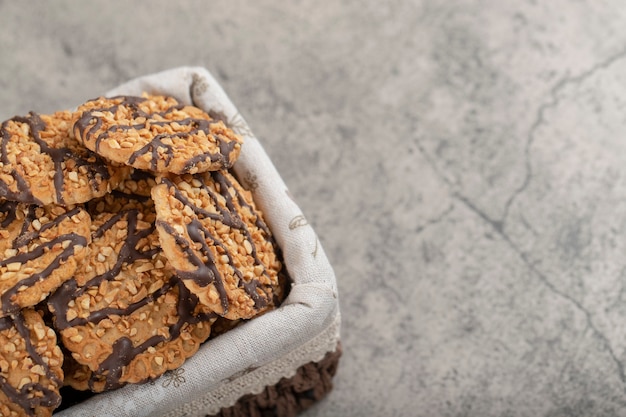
xmin=0 ymin=112 xmax=112 ymax=205
xmin=74 ymin=95 xmax=239 ymax=173
xmin=48 ymin=206 xmax=215 ymax=391
xmin=0 ymin=200 xmax=18 ymax=228
xmin=158 ymin=171 xmax=278 ymax=316
xmin=90 ymin=278 xmax=215 ymax=391
xmin=0 ymin=234 xmax=86 ymax=316
xmin=158 ymin=220 xmax=231 ymax=313
xmin=0 ymin=311 xmax=62 ymax=416
xmin=0 ymin=203 xmax=87 ymax=315
xmin=0 ymin=118 xmax=42 ymax=205
xmin=49 ymin=208 xmax=158 ymax=330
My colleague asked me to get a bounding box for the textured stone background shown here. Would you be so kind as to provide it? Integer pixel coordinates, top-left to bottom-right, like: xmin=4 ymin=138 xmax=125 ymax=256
xmin=3 ymin=1 xmax=626 ymax=416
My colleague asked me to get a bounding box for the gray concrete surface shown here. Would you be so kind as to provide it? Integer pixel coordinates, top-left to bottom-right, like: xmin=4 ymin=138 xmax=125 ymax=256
xmin=3 ymin=1 xmax=626 ymax=416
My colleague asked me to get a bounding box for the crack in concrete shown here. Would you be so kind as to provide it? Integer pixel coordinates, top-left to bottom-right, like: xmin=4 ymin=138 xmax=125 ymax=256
xmin=414 ymin=204 xmax=454 ymax=234
xmin=413 ymin=134 xmax=458 ymax=189
xmin=415 ymin=46 xmax=626 ymax=230
xmin=454 ymin=192 xmax=626 ymax=388
xmin=501 ymin=47 xmax=626 ymax=225
xmin=410 ymin=50 xmax=626 ymax=389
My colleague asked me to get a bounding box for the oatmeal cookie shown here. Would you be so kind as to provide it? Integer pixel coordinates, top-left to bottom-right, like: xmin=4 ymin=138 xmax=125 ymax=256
xmin=0 ymin=200 xmax=90 ymax=317
xmin=73 ymin=95 xmax=242 ymax=174
xmin=0 ymin=111 xmax=127 ymax=206
xmin=0 ymin=309 xmax=64 ymax=417
xmin=152 ymin=170 xmax=284 ymax=320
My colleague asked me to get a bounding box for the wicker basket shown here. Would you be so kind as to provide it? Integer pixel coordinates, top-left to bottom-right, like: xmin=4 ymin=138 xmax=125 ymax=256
xmin=210 ymin=344 xmax=342 ymax=417
xmin=56 ymin=67 xmax=341 ymax=417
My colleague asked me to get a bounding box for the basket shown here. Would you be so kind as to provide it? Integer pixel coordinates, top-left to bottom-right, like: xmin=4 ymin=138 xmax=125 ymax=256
xmin=54 ymin=67 xmax=341 ymax=417
xmin=209 ymin=344 xmax=342 ymax=417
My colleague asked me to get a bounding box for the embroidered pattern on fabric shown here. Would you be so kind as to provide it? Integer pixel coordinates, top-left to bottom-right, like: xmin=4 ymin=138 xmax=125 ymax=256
xmin=289 ymin=214 xmax=308 ymax=230
xmin=227 ymin=112 xmax=253 ymax=138
xmin=162 ymin=368 xmax=186 ymax=388
xmin=163 ymin=314 xmax=341 ymax=417
xmin=243 ymin=171 xmax=259 ymax=191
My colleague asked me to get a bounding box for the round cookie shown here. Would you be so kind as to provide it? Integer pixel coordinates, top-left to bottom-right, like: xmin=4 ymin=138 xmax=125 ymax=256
xmin=151 ymin=170 xmax=285 ymax=320
xmin=0 ymin=308 xmax=64 ymax=417
xmin=0 ymin=111 xmax=128 ymax=206
xmin=73 ymin=95 xmax=242 ymax=175
xmin=57 ymin=279 xmax=215 ymax=393
xmin=61 ymin=281 xmax=215 ymax=393
xmin=48 ymin=197 xmax=216 ymax=392
xmin=0 ymin=200 xmax=90 ymax=317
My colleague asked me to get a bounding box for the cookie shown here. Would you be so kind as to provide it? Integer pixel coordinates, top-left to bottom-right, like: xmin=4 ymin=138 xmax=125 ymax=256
xmin=0 ymin=200 xmax=90 ymax=317
xmin=48 ymin=198 xmax=216 ymax=392
xmin=0 ymin=111 xmax=128 ymax=206
xmin=73 ymin=95 xmax=242 ymax=175
xmin=61 ymin=280 xmax=214 ymax=393
xmin=0 ymin=308 xmax=64 ymax=417
xmin=152 ymin=170 xmax=284 ymax=320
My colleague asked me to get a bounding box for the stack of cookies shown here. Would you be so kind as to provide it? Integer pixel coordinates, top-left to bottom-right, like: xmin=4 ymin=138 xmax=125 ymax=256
xmin=0 ymin=95 xmax=286 ymax=416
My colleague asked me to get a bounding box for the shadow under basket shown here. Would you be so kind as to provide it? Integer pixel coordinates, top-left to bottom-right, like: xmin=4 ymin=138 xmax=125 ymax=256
xmin=209 ymin=343 xmax=341 ymax=417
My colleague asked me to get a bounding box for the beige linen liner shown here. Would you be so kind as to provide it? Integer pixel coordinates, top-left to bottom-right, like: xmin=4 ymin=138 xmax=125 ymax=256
xmin=55 ymin=67 xmax=341 ymax=417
